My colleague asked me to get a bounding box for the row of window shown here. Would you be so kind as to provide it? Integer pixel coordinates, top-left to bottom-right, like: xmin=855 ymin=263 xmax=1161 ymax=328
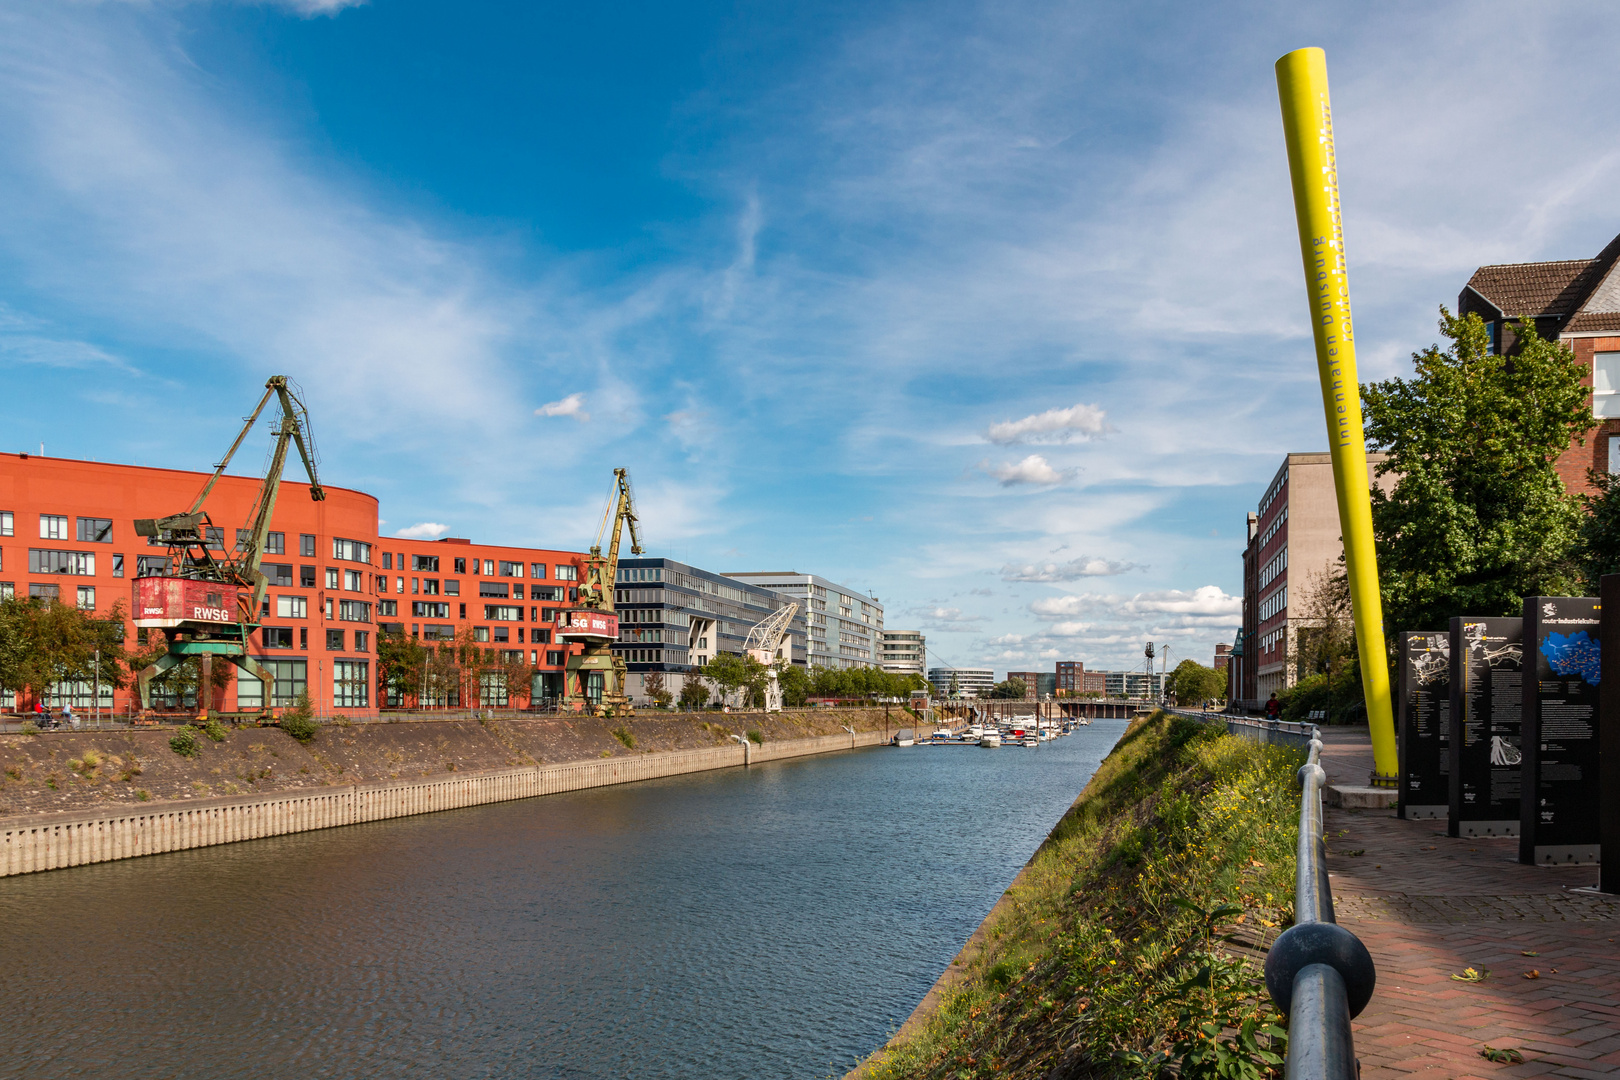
xmin=1258 ymin=584 xmax=1288 ymax=623
xmin=1260 ymin=468 xmax=1289 ymax=518
xmin=1259 ymin=504 xmax=1288 ymax=549
xmin=262 ymin=627 xmax=372 ymax=652
xmin=382 ymin=552 xmax=579 ymax=581
xmin=1259 ymin=543 xmax=1288 ymax=590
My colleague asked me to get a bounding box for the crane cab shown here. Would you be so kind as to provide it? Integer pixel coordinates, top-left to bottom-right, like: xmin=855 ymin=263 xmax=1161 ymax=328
xmin=133 ymin=577 xmax=248 ymax=629
xmin=555 ymin=608 xmax=619 ymax=643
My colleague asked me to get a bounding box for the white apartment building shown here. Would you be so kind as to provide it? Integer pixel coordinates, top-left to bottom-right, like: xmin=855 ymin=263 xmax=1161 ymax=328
xmin=927 ymin=667 xmax=994 ymax=699
xmin=880 ymin=631 xmax=925 ymax=677
xmin=723 ymin=571 xmax=883 ymax=670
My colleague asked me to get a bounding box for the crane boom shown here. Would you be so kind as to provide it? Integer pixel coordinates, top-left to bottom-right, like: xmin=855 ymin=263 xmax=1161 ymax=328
xmin=579 ymin=467 xmax=641 ymax=611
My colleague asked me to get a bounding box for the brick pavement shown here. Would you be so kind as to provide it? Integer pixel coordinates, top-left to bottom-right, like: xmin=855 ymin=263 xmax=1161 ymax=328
xmin=1325 ymin=737 xmax=1620 ymax=1078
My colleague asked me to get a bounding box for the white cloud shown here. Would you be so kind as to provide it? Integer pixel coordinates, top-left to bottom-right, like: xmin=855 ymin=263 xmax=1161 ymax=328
xmin=536 ymin=393 xmax=590 ymax=422
xmin=979 ymin=454 xmax=1073 ymax=487
xmin=1001 ymin=556 xmax=1137 ymax=582
xmin=394 ymin=522 xmax=449 ymax=539
xmin=985 ymin=403 xmax=1108 ymax=446
xmin=1030 ymin=586 xmax=1240 ymax=626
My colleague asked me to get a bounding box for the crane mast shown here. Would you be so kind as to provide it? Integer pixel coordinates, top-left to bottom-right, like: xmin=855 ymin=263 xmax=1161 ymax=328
xmin=745 ymin=602 xmax=799 ymax=712
xmin=560 ymin=468 xmax=641 ymax=715
xmin=131 ymin=376 xmax=324 ymax=719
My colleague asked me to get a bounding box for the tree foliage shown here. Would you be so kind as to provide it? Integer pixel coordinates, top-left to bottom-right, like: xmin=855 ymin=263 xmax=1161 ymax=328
xmin=777 ymin=663 xmax=811 ymax=708
xmin=1362 ymin=311 xmax=1589 ymax=631
xmin=0 ymin=597 xmax=130 ymax=702
xmin=807 ymin=664 xmax=926 ymax=700
xmin=1166 ymin=660 xmax=1225 ymax=705
xmin=1579 ymin=468 xmax=1620 ymax=593
xmin=987 ymin=677 xmax=1027 ymax=699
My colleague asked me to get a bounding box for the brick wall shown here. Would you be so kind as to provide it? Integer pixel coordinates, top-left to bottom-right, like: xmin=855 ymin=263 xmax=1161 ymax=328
xmin=1556 ymin=335 xmax=1620 ymax=495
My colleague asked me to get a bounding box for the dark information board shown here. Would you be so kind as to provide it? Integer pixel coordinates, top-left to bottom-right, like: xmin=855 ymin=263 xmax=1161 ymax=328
xmin=1448 ymin=616 xmax=1523 ymax=838
xmin=1397 ymin=630 xmax=1450 ymax=820
xmin=1520 ymin=596 xmax=1601 ymax=865
xmin=1600 ymin=576 xmax=1620 ymax=894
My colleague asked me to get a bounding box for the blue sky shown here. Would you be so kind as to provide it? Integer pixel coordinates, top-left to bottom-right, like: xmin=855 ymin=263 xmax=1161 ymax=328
xmin=3 ymin=0 xmax=1619 ymax=675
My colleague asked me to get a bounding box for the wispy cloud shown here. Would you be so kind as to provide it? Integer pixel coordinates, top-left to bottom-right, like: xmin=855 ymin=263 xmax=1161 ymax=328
xmin=985 ymin=403 xmax=1108 ymax=446
xmin=536 ymin=393 xmax=591 ymax=422
xmin=395 ymin=522 xmax=449 ymax=540
xmin=1001 ymin=556 xmax=1138 ymax=582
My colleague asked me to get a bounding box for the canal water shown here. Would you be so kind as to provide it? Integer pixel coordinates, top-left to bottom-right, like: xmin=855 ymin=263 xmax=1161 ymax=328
xmin=1 ymin=721 xmax=1126 ymax=1079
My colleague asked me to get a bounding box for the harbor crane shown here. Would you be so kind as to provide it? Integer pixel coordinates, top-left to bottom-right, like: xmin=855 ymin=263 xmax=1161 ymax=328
xmin=744 ymin=603 xmax=799 ymax=712
xmin=560 ymin=467 xmax=640 ymax=715
xmin=131 ymin=376 xmax=325 ymax=718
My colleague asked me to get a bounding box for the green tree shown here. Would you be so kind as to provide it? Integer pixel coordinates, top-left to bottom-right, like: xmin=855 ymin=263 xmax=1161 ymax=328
xmin=777 ymin=662 xmax=811 ymax=707
xmin=1166 ymin=660 xmax=1225 ymax=704
xmin=678 ymin=675 xmax=710 ymax=708
xmin=0 ymin=597 xmax=130 ymax=705
xmin=1578 ymin=468 xmax=1620 ymax=593
xmin=703 ymin=653 xmax=751 ymax=706
xmin=987 ymin=677 xmax=1026 ymax=699
xmin=377 ymin=629 xmax=428 ymax=706
xmin=643 ymin=670 xmax=673 ymax=708
xmin=1362 ymin=311 xmax=1589 ymax=632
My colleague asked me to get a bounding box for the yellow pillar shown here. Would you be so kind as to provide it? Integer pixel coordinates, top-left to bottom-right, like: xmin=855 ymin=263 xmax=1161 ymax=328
xmin=1275 ymin=47 xmax=1397 ymax=785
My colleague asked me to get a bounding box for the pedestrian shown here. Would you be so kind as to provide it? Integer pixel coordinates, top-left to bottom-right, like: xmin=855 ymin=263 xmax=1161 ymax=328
xmin=1265 ymin=691 xmax=1281 ymax=720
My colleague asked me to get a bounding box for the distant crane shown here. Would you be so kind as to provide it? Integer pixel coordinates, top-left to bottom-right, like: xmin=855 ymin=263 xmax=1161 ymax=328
xmin=560 ymin=468 xmax=641 ymax=715
xmin=131 ymin=376 xmax=325 ymax=718
xmin=744 ymin=602 xmax=799 ymax=712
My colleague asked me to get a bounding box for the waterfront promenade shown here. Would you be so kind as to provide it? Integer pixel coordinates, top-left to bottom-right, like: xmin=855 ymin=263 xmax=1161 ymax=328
xmin=1322 ymin=728 xmax=1620 ymax=1078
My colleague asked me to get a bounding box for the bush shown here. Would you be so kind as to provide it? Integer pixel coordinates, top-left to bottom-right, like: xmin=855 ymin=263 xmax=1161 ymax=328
xmin=279 ymin=690 xmax=318 ymax=744
xmin=745 ymin=729 xmax=763 ymax=745
xmin=611 ymin=726 xmax=635 ymax=750
xmin=169 ymin=726 xmax=200 ymax=758
xmin=678 ymin=679 xmax=709 ymax=708
xmin=19 ymin=721 xmax=39 ymax=736
xmin=202 ymin=719 xmax=228 ymax=742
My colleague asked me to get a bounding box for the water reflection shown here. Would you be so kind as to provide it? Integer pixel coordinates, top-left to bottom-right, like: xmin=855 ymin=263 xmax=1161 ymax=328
xmin=1 ymin=722 xmax=1124 ymax=1079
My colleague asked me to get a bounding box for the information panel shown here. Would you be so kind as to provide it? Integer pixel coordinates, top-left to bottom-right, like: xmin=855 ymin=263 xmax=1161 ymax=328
xmin=1398 ymin=631 xmax=1450 ymax=820
xmin=1520 ymin=596 xmax=1601 ymax=865
xmin=1448 ymin=616 xmax=1523 ymax=838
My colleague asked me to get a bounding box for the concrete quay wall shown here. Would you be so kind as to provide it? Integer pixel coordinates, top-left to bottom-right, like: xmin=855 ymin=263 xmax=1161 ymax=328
xmin=1 ymin=728 xmax=888 ymax=878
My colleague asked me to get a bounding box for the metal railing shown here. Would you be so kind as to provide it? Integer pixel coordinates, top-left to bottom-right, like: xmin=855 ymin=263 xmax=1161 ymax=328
xmin=1264 ymin=729 xmax=1375 ymax=1080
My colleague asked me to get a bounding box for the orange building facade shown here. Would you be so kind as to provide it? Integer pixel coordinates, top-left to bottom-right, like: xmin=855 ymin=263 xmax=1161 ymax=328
xmin=0 ymin=452 xmax=587 ymax=715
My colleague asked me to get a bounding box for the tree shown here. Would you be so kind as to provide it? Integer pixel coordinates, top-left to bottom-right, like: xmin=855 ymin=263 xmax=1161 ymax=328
xmin=643 ymin=670 xmax=673 ymax=708
xmin=678 ymin=675 xmax=710 ymax=708
xmin=1165 ymin=660 xmax=1225 ymax=705
xmin=0 ymin=597 xmax=130 ymax=705
xmin=987 ymin=677 xmax=1026 ymax=699
xmin=1362 ymin=311 xmax=1590 ymax=632
xmin=777 ymin=662 xmax=811 ymax=707
xmin=1578 ymin=468 xmax=1620 ymax=593
xmin=703 ymin=653 xmax=751 ymax=707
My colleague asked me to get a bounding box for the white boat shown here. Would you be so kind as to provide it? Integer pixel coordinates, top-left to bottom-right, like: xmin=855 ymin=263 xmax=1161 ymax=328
xmin=966 ymin=724 xmax=985 ymax=741
xmin=979 ymin=730 xmax=1002 ymax=747
xmin=892 ymin=727 xmax=915 ymax=747
xmin=1023 ymin=734 xmax=1039 ymax=747
xmin=931 ymin=728 xmax=955 ymax=742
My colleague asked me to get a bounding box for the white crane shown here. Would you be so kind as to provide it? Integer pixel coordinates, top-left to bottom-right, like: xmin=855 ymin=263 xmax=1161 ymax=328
xmin=745 ymin=602 xmax=799 ymax=712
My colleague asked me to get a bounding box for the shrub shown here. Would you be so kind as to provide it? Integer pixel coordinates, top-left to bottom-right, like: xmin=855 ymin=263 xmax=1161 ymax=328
xmin=135 ymin=789 xmax=150 ymax=801
xmin=279 ymin=690 xmax=318 ymax=744
xmin=169 ymin=726 xmax=200 ymax=758
xmin=19 ymin=721 xmax=38 ymax=736
xmin=202 ymin=719 xmax=228 ymax=742
xmin=746 ymin=729 xmax=763 ymax=745
xmin=611 ymin=726 xmax=635 ymax=750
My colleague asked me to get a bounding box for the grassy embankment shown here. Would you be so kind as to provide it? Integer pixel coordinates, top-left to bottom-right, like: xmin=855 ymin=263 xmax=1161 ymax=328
xmin=858 ymin=712 xmax=1303 ymax=1080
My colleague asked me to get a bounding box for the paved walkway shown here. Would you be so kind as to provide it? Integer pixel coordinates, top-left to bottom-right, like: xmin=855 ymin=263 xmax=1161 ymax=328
xmin=1322 ymin=728 xmax=1620 ymax=1078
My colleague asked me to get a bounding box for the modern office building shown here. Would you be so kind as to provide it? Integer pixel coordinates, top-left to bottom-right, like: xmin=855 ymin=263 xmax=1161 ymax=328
xmin=1055 ymin=660 xmax=1106 ymax=696
xmin=879 ymin=630 xmax=925 ymax=676
xmin=1103 ymin=670 xmax=1164 ymax=700
xmin=1213 ymin=643 xmax=1232 ymax=676
xmin=722 ymin=571 xmax=882 ymax=669
xmin=0 ymin=451 xmax=588 ymax=715
xmin=1236 ymin=452 xmax=1393 ymax=705
xmin=927 ymin=667 xmax=994 ymax=699
xmin=1004 ymin=670 xmax=1056 ymax=700
xmin=615 ymin=558 xmax=807 ymax=705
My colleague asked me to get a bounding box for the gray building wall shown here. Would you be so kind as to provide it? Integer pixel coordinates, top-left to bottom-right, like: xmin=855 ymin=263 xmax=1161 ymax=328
xmin=723 ymin=572 xmax=883 ymax=670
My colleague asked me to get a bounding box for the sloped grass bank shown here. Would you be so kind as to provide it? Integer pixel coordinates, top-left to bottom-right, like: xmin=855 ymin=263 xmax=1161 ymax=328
xmin=858 ymin=713 xmax=1302 ymax=1080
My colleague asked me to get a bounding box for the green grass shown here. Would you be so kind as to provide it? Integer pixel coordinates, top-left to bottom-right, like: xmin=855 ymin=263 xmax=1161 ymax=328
xmin=856 ymin=712 xmax=1301 ymax=1080
xmin=612 ymin=726 xmax=636 ymax=750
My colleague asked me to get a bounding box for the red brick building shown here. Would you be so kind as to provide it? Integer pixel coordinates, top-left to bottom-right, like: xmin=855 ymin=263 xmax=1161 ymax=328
xmin=0 ymin=452 xmax=587 ymax=715
xmin=1459 ymin=231 xmax=1620 ymax=494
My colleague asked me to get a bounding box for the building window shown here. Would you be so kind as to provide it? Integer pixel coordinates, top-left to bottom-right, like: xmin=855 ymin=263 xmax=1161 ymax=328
xmin=345 ymin=569 xmax=363 ymax=592
xmin=29 ymin=549 xmax=95 ymax=575
xmin=1610 ymin=435 xmax=1620 ymax=475
xmin=0 ymin=582 xmax=13 ymax=600
xmin=76 ymin=585 xmax=95 ymax=610
xmin=1596 ymin=353 xmax=1620 ymax=419
xmin=423 ymin=624 xmax=455 ymax=641
xmin=276 ymin=596 xmax=308 ymax=619
xmin=533 ymin=628 xmax=551 ymax=644
xmin=412 ymin=555 xmax=440 ymax=572
xmin=338 ymin=600 xmax=372 ymax=622
xmin=136 ymin=554 xmax=170 ymax=577
xmin=498 ymin=560 xmax=524 ymax=577
xmin=395 ymin=576 xmax=405 ymax=593
xmin=332 ymin=538 xmax=371 ymax=563
xmin=530 ymin=562 xmax=547 ymax=579
xmin=326 ymin=629 xmax=344 ymax=650
xmin=412 ymin=601 xmax=449 ymax=618
xmin=379 ymin=600 xmax=398 ymax=616
xmin=484 ymin=605 xmax=523 ymax=621
xmin=0 ymin=511 xmax=11 ymax=536
xmin=474 ymin=626 xmax=490 ymax=642
xmin=263 ymin=627 xmax=294 ymax=649
xmin=479 ymin=582 xmax=509 ymax=598
xmin=237 ymin=658 xmax=307 ymax=709
xmin=300 ymin=534 xmax=317 ymax=557
xmin=546 ymin=650 xmax=564 ymax=666
xmin=300 ymin=627 xmax=308 ymax=650
xmin=30 ymin=583 xmax=60 ymax=600
xmin=112 ymin=553 xmax=124 ymax=578
xmin=326 ymin=568 xmax=340 ymax=589
xmin=444 ymin=579 xmax=460 ymax=596
xmin=411 ymin=578 xmax=419 ymax=594
xmin=355 ymin=630 xmax=370 ymax=653
xmin=39 ymin=514 xmax=68 ymax=540
xmin=382 ymin=552 xmax=393 ymax=570
xmin=479 ymin=672 xmax=508 ymax=707
xmin=421 ymin=577 xmax=439 ymax=595
xmin=265 ymin=563 xmax=293 ymax=587
xmin=493 ymin=627 xmax=509 ymax=643
xmin=76 ymin=517 xmax=113 ymax=543
xmin=453 ymin=557 xmax=466 ymax=574
xmin=459 ymin=603 xmax=466 ymax=618
xmin=555 ymin=565 xmax=577 ymax=581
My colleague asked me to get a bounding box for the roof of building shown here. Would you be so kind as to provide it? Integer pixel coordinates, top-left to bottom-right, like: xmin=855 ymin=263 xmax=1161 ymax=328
xmin=1463 ymin=230 xmax=1620 ymax=333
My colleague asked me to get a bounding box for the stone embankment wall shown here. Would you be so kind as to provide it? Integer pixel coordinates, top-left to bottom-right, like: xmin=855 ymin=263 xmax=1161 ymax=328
xmin=0 ymin=710 xmax=899 ymax=878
